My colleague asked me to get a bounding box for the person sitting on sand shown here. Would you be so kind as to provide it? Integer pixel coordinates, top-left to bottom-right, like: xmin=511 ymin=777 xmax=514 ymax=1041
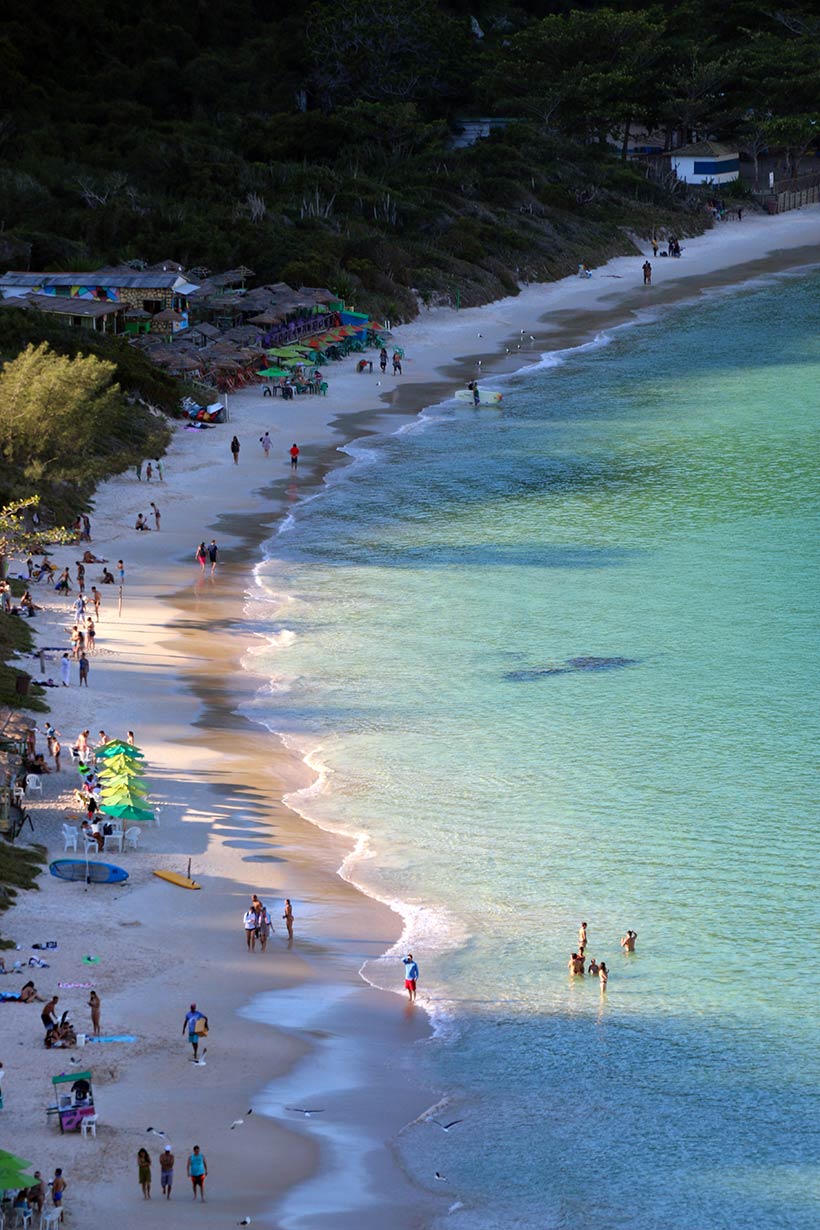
xmin=20 ymin=981 xmax=44 ymax=1003
xmin=620 ymin=929 xmax=637 ymax=952
xmin=19 ymin=589 xmax=39 ymax=616
xmin=135 ymin=513 xmax=150 ymax=531
xmin=54 ymin=568 xmax=72 ymax=593
xmin=101 ymin=567 xmax=116 ymax=584
xmin=80 ymin=551 xmax=107 ymax=564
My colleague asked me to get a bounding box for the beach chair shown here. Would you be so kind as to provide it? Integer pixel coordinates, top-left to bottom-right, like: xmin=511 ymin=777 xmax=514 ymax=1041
xmin=80 ymin=1113 xmax=98 ymax=1139
xmin=26 ymin=773 xmax=43 ymax=796
xmin=40 ymin=1213 xmax=61 ymax=1230
xmin=123 ymin=826 xmax=141 ymax=851
xmin=83 ymin=837 xmax=98 ymax=856
xmin=62 ymin=825 xmax=78 ymax=852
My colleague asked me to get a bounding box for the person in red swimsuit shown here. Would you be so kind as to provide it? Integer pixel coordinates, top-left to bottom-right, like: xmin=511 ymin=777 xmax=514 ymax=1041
xmin=290 ymin=443 xmax=300 ymax=469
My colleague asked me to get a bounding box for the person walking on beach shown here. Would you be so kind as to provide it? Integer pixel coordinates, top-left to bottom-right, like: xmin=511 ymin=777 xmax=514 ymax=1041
xmin=41 ymin=995 xmax=59 ymax=1031
xmin=117 ymin=560 xmax=125 ymax=585
xmin=642 ymin=260 xmax=652 ymax=285
xmin=283 ymin=898 xmax=294 ymax=941
xmin=243 ymin=906 xmax=258 ymax=951
xmin=230 ymin=435 xmax=240 ymax=465
xmin=155 ymin=458 xmax=164 ymax=482
xmin=60 ymin=653 xmax=71 ymax=688
xmin=43 ymin=722 xmax=60 ymax=756
xmin=150 ymin=502 xmax=161 ymax=531
xmin=160 ymin=1146 xmax=174 ymax=1200
xmin=651 ymin=236 xmax=659 ymax=257
xmin=183 ymin=1003 xmax=208 ymax=1061
xmin=146 ymin=462 xmax=153 ymax=482
xmin=137 ymin=1147 xmax=152 ymax=1199
xmin=402 ymin=953 xmax=419 ymax=1002
xmin=195 ymin=542 xmax=207 ymax=571
xmin=52 ymin=737 xmax=62 ymax=772
xmin=207 ymin=539 xmax=218 ymax=574
xmin=379 ymin=347 xmax=388 ymax=373
xmin=88 ymin=990 xmax=101 ymax=1036
xmin=135 ymin=462 xmax=142 ymax=482
xmin=187 ymin=1146 xmax=207 ymax=1201
xmin=620 ymin=929 xmax=638 ymax=952
xmin=90 ymin=586 xmax=101 ymax=620
xmin=392 ymin=351 xmax=402 ymax=375
xmin=78 ymin=653 xmax=90 ymax=687
xmin=258 ymin=904 xmax=273 ymax=952
xmin=76 ymin=563 xmax=85 ymax=592
xmin=290 ymin=442 xmax=300 ymax=469
xmin=260 ymin=432 xmax=272 ymax=458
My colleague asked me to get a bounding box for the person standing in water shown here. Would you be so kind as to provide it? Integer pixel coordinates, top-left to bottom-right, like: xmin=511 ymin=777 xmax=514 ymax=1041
xmin=290 ymin=443 xmax=300 ymax=469
xmin=642 ymin=260 xmax=652 ymax=285
xmin=282 ymin=899 xmax=294 ymax=941
xmin=579 ymin=922 xmax=587 ymax=950
xmin=402 ymin=953 xmax=419 ymax=1001
xmin=598 ymin=962 xmax=609 ymax=991
xmin=260 ymin=432 xmax=272 ymax=458
xmin=620 ymin=929 xmax=637 ymax=952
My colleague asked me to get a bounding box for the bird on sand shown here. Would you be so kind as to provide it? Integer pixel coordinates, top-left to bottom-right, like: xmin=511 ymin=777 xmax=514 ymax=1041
xmin=230 ymin=1111 xmax=253 ymax=1129
xmin=238 ymin=1219 xmax=252 ymax=1226
xmin=435 ymin=1172 xmax=447 ymax=1182
xmin=286 ymin=1107 xmax=325 ymax=1117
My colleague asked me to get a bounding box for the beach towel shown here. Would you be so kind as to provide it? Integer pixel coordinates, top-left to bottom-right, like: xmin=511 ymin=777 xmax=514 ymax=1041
xmin=85 ymin=1034 xmax=138 ymax=1044
xmin=58 ymin=982 xmax=96 ymax=989
xmin=0 ymin=992 xmax=21 ymax=1001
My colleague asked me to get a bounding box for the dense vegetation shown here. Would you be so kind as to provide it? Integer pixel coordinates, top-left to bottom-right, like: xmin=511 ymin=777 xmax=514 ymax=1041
xmin=0 ymin=312 xmax=174 ymax=512
xmin=2 ymin=2 xmax=818 ymax=318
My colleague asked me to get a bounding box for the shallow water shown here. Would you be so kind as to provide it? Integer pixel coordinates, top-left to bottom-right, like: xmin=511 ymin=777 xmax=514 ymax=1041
xmin=247 ymin=271 xmax=820 ymax=1229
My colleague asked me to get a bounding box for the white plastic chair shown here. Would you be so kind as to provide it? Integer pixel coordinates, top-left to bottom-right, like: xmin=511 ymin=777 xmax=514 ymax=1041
xmin=40 ymin=1213 xmax=61 ymax=1230
xmin=15 ymin=1212 xmax=32 ymax=1230
xmin=80 ymin=1113 xmax=98 ymax=1139
xmin=83 ymin=837 xmax=98 ymax=856
xmin=25 ymin=774 xmax=42 ymax=795
xmin=123 ymin=826 xmax=140 ymax=851
xmin=62 ymin=826 xmax=78 ymax=852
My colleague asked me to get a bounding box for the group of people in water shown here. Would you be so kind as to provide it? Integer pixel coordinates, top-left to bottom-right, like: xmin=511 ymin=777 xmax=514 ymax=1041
xmin=569 ymin=922 xmax=637 ymax=990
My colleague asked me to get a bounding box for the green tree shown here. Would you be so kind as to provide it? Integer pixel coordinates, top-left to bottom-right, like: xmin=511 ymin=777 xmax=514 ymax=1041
xmin=0 ymin=342 xmax=124 ymax=484
xmin=0 ymin=496 xmax=72 ymax=576
xmin=483 ymin=8 xmax=666 ymax=146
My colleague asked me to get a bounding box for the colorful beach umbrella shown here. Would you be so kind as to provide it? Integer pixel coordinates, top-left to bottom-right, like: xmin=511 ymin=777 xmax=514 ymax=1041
xmin=96 ymin=740 xmax=144 ymax=760
xmin=257 ymin=366 xmax=289 ymax=378
xmin=100 ymin=803 xmax=155 ymax=823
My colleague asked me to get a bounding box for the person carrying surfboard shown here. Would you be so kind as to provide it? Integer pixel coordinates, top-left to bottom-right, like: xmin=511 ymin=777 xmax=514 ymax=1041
xmin=182 ymin=1003 xmax=208 ymax=1061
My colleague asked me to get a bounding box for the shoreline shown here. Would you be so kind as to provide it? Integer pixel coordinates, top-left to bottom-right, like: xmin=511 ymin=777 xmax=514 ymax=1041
xmin=2 ymin=203 xmax=819 ymax=1229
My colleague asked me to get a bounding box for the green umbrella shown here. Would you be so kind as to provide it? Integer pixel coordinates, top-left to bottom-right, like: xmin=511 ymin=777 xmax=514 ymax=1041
xmin=257 ymin=366 xmax=289 ymax=378
xmin=0 ymin=1149 xmax=36 ymax=1189
xmin=101 ymin=803 xmax=155 ymax=823
xmin=96 ymin=741 xmax=144 ymax=760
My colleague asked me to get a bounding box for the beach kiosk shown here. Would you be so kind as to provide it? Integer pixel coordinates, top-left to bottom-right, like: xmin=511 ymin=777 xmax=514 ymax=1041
xmin=51 ymin=1071 xmax=95 ymax=1133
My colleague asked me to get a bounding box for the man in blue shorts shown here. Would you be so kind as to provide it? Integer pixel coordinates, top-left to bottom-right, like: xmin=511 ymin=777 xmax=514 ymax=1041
xmin=182 ymin=1002 xmax=208 ymax=1061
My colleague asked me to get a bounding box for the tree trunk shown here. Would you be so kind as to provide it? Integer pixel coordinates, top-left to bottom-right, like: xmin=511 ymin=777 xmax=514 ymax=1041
xmin=621 ymin=116 xmax=632 ymax=160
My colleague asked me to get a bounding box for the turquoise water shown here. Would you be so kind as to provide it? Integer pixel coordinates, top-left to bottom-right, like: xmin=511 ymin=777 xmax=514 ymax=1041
xmin=249 ymin=272 xmax=820 ymax=1229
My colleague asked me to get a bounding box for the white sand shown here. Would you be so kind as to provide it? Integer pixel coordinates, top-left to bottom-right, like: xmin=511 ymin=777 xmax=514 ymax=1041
xmin=1 ymin=203 xmax=818 ymax=1228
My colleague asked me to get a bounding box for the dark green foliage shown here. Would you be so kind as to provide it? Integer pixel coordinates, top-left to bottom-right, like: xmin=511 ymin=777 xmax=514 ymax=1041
xmin=0 ymin=3 xmax=815 ymax=320
xmin=0 ymin=843 xmax=47 ymax=939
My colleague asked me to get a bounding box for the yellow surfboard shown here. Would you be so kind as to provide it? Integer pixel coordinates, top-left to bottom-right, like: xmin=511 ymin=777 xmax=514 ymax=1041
xmin=153 ymin=869 xmax=201 ymax=890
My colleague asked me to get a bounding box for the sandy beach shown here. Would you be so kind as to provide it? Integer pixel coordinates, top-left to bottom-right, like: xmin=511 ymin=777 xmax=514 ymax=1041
xmin=2 ymin=204 xmax=819 ymax=1229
